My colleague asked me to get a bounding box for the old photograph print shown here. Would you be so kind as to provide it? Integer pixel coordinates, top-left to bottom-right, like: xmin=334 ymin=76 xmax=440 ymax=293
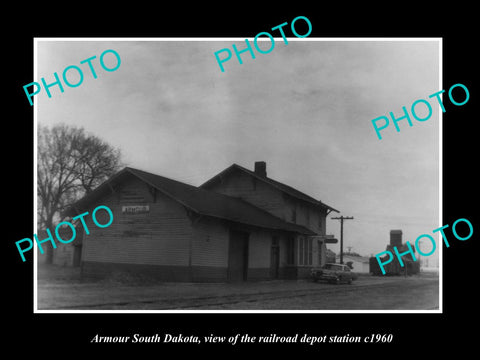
xmin=35 ymin=39 xmax=440 ymax=311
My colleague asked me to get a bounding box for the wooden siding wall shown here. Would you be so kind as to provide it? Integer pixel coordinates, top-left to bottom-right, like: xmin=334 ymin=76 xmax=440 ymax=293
xmin=81 ymin=176 xmax=192 ymax=267
xmin=210 ymin=169 xmax=328 ymax=236
xmin=248 ymin=229 xmax=273 ymax=268
xmin=77 ymin=171 xmax=332 ymax=282
xmin=284 ymin=198 xmax=327 ymax=236
xmin=206 ymin=169 xmax=332 ymax=279
xmin=191 ymin=217 xmax=229 ymax=268
xmin=211 ymin=171 xmax=287 ymax=220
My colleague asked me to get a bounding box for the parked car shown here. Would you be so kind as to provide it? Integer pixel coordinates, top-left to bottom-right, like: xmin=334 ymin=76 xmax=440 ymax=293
xmin=311 ymin=263 xmax=358 ymax=284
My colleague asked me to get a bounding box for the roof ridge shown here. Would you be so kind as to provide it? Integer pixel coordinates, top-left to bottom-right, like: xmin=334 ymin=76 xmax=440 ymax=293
xmin=233 ymin=196 xmax=314 ymax=234
xmin=201 ymin=163 xmax=339 ymax=212
xmin=239 ymin=165 xmax=320 ymax=201
xmin=66 ymin=166 xmax=323 ymax=235
xmin=120 ymin=167 xmax=315 ymax=235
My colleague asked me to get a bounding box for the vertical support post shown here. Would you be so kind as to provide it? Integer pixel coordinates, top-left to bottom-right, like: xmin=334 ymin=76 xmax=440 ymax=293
xmin=331 ymin=216 xmax=354 ymax=264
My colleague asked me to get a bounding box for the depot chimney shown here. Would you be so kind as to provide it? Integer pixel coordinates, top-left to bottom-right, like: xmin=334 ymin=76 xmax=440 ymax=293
xmin=254 ymin=161 xmax=267 ymax=177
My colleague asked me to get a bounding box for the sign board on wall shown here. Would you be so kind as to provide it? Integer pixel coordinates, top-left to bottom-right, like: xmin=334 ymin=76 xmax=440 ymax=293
xmin=122 ymin=205 xmax=150 ymax=214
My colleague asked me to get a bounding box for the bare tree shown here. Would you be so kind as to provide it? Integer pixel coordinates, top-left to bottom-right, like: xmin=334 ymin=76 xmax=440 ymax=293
xmin=37 ymin=124 xmax=122 ymax=263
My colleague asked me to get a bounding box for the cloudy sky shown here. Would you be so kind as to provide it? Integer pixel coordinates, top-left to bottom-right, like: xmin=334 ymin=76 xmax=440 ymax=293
xmin=36 ymin=38 xmax=440 ymax=259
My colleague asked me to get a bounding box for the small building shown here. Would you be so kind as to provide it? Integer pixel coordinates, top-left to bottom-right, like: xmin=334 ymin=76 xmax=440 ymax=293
xmin=336 ymin=254 xmax=370 ymax=273
xmin=66 ymin=162 xmax=339 ymax=282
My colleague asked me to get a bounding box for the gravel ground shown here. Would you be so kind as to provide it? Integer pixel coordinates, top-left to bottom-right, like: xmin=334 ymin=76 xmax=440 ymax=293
xmin=36 ymin=264 xmax=439 ymax=311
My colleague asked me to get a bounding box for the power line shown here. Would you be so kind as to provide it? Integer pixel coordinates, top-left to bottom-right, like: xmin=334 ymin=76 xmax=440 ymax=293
xmin=331 ymin=215 xmax=354 ymax=264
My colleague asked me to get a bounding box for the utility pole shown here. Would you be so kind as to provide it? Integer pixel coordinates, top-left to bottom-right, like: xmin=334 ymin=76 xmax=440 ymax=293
xmin=331 ymin=216 xmax=354 ymax=264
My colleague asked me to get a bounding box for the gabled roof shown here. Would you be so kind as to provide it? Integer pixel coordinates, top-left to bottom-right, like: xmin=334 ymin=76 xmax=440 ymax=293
xmin=66 ymin=167 xmax=315 ymax=235
xmin=200 ymin=163 xmax=339 ymax=213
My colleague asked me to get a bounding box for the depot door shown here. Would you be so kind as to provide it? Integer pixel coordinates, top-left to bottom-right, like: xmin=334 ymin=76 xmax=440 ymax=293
xmin=270 ymin=237 xmax=280 ymax=279
xmin=227 ymin=230 xmax=249 ymax=282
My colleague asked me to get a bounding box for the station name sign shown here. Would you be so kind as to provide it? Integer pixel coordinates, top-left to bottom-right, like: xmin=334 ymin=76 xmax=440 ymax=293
xmin=122 ymin=205 xmax=150 ymax=214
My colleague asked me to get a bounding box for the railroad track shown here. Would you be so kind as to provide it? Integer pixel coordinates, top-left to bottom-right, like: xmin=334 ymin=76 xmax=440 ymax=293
xmin=163 ymin=281 xmax=419 ymax=310
xmin=60 ymin=279 xmax=428 ymax=310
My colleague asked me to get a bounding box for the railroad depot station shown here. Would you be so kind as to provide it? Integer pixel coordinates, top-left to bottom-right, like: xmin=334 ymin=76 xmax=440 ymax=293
xmin=41 ymin=161 xmax=340 ymax=282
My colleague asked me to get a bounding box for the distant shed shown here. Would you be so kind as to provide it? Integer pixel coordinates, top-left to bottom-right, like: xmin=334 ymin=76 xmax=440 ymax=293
xmin=337 ymin=254 xmax=370 ymax=273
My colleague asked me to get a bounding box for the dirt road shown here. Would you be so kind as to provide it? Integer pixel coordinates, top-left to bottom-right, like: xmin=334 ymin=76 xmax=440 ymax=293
xmin=37 ymin=265 xmax=439 ymax=311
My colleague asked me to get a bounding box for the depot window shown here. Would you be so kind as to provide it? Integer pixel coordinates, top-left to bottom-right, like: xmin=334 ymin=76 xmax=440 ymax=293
xmin=298 ymin=236 xmax=312 ymax=266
